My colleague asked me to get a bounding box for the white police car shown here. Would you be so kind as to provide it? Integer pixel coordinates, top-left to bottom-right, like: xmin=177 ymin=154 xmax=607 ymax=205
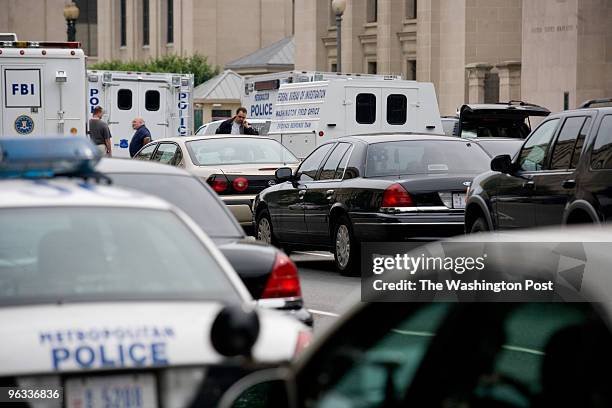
xmin=0 ymin=138 xmax=310 ymax=407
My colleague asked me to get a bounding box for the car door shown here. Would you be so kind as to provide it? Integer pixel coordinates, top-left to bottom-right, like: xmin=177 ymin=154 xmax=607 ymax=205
xmin=586 ymin=114 xmax=612 ymax=222
xmin=275 ymin=143 xmax=335 ymax=243
xmin=150 ymin=142 xmax=183 ymax=167
xmin=533 ymin=116 xmax=592 ymax=226
xmin=302 ymin=142 xmax=353 ymax=244
xmin=496 ymin=119 xmax=560 ymax=229
xmin=133 ymin=142 xmax=158 ymax=161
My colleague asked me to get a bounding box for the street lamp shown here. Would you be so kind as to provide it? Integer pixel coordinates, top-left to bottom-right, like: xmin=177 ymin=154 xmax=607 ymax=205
xmin=63 ymin=2 xmax=80 ymax=42
xmin=331 ymin=0 xmax=346 ymax=73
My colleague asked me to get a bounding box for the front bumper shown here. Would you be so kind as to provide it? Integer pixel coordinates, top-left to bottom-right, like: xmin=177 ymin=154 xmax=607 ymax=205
xmin=351 ymin=210 xmax=465 ymax=242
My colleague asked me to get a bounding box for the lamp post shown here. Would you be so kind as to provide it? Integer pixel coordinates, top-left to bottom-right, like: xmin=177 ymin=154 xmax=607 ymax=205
xmin=331 ymin=0 xmax=346 ymax=73
xmin=63 ymin=2 xmax=80 ymax=42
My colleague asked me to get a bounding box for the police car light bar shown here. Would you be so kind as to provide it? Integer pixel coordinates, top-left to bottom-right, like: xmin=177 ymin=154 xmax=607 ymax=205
xmin=0 ymin=137 xmax=101 ymax=179
xmin=0 ymin=41 xmax=81 ymax=49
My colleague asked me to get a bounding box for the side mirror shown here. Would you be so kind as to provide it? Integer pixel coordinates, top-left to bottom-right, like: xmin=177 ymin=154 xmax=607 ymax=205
xmin=275 ymin=167 xmax=293 ymax=182
xmin=491 ymin=154 xmax=513 ymax=174
xmin=211 ymin=304 xmax=260 ymax=358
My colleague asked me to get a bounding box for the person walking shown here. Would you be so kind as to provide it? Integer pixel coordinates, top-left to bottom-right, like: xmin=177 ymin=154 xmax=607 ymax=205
xmin=88 ymin=106 xmax=112 ymax=157
xmin=216 ymin=107 xmax=259 ymax=135
xmin=129 ymin=118 xmax=152 ymax=158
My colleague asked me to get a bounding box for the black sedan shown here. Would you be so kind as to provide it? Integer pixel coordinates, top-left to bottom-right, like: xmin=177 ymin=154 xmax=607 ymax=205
xmin=253 ymin=135 xmax=491 ymax=275
xmin=96 ymin=158 xmax=313 ymax=326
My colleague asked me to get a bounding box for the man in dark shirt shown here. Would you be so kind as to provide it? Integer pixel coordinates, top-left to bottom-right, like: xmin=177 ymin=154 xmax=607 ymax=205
xmin=216 ymin=107 xmax=259 ymax=135
xmin=88 ymin=106 xmax=112 ymax=157
xmin=129 ymin=118 xmax=152 ymax=157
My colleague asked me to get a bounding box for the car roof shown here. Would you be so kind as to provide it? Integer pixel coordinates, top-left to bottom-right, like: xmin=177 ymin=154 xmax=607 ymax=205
xmin=340 ymin=133 xmax=468 ymax=144
xmin=97 ymin=157 xmax=191 ymax=176
xmin=547 ymin=106 xmax=612 ymax=119
xmin=0 ymin=178 xmax=172 ymax=210
xmin=151 ymin=135 xmax=278 ymax=143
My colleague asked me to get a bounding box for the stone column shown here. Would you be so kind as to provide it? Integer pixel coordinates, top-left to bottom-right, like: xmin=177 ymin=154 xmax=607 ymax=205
xmin=465 ymin=63 xmax=492 ymax=104
xmin=496 ymin=61 xmax=522 ymax=102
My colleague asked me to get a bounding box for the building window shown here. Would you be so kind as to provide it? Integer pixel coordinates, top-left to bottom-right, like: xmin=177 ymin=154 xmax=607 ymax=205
xmin=145 ymin=90 xmax=160 ymax=111
xmin=117 ymin=89 xmax=133 ymax=110
xmin=367 ymin=0 xmax=378 ymax=23
xmin=143 ymin=0 xmax=150 ymax=46
xmin=484 ymin=72 xmax=500 ymax=103
xmin=75 ymin=0 xmax=98 ymax=57
xmin=405 ymin=0 xmax=417 ymax=19
xmin=406 ymin=60 xmax=416 ymax=80
xmin=212 ymin=109 xmax=232 ymax=121
xmin=120 ymin=0 xmax=127 ymax=47
xmin=331 ymin=63 xmax=338 ymax=73
xmin=356 ymin=93 xmax=376 ymax=124
xmin=368 ymin=61 xmax=377 ymax=74
xmin=167 ymin=0 xmax=174 ymax=44
xmin=387 ymin=94 xmax=407 ymax=125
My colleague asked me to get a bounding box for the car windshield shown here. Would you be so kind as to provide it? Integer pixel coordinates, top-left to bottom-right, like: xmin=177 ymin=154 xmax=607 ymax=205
xmin=107 ymin=173 xmax=244 ymax=239
xmin=186 ymin=138 xmax=299 ymax=166
xmin=0 ymin=207 xmax=240 ymax=306
xmin=365 ymin=140 xmax=490 ymax=177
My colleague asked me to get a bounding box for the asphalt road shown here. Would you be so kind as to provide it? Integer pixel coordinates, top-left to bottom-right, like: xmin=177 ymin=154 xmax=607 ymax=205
xmin=290 ymin=251 xmax=361 ymax=335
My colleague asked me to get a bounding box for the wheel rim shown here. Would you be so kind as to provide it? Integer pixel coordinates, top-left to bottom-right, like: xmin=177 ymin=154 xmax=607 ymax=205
xmin=336 ymin=224 xmax=351 ymax=269
xmin=258 ymin=217 xmax=272 ymax=244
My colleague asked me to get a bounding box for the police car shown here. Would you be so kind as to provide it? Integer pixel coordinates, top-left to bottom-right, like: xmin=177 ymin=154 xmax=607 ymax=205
xmin=0 ymin=137 xmax=310 ymax=407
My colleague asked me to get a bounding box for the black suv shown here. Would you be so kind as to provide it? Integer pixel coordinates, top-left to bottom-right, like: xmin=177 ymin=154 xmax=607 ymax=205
xmin=465 ymin=98 xmax=612 ymax=232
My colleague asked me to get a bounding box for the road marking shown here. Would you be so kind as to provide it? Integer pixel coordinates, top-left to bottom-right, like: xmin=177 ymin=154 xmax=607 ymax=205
xmin=308 ymin=309 xmax=340 ymax=317
xmin=294 ymin=251 xmax=334 ymax=258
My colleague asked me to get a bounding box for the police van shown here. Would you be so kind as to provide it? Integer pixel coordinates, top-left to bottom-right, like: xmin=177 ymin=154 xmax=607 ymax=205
xmin=243 ymin=71 xmax=403 ymax=120
xmin=268 ymin=79 xmax=444 ymax=158
xmin=0 ymin=40 xmax=87 ymax=138
xmin=88 ymin=70 xmax=194 ymax=157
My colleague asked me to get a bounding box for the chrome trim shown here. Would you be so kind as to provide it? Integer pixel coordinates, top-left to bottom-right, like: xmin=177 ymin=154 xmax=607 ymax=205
xmin=380 ymin=206 xmax=462 ymax=213
xmin=355 ymin=222 xmax=464 ymax=225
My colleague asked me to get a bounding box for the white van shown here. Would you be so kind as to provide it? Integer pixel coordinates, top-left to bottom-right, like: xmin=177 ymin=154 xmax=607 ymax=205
xmin=87 ymin=70 xmax=194 ymax=157
xmin=0 ymin=41 xmax=87 ymax=138
xmin=243 ymin=71 xmax=402 ymax=120
xmin=268 ymin=79 xmax=443 ymax=158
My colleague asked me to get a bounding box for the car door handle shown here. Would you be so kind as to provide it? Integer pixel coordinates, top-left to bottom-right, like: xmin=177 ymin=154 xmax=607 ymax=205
xmin=522 ymin=180 xmax=535 ymax=189
xmin=299 ymin=190 xmax=306 ymax=199
xmin=326 ymin=189 xmax=335 ymax=200
xmin=562 ymin=179 xmax=576 ymax=189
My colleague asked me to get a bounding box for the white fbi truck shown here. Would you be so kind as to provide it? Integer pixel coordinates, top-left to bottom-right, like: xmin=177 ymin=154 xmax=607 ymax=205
xmin=243 ymin=71 xmax=403 ymax=120
xmin=268 ymin=79 xmax=444 ymax=158
xmin=87 ymin=70 xmax=194 ymax=157
xmin=0 ymin=40 xmax=87 ymax=138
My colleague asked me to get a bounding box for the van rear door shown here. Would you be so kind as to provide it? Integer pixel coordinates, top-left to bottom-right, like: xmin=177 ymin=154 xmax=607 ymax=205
xmin=139 ymin=82 xmax=168 ymax=140
xmin=108 ymin=82 xmax=138 ymax=156
xmin=345 ymin=87 xmax=382 ymax=135
xmin=1 ymin=65 xmax=45 ymax=137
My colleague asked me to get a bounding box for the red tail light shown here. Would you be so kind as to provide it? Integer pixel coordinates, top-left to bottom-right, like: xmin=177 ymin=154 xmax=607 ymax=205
xmin=233 ymin=177 xmax=249 ymax=192
xmin=261 ymin=253 xmax=302 ymax=299
xmin=381 ymin=183 xmax=414 ymax=208
xmin=206 ymin=175 xmax=228 ymax=193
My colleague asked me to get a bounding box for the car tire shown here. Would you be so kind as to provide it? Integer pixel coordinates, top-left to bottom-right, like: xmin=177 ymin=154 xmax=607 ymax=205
xmin=256 ymin=210 xmax=277 ymax=246
xmin=470 ymin=216 xmax=489 ymax=234
xmin=333 ymin=215 xmax=360 ymax=276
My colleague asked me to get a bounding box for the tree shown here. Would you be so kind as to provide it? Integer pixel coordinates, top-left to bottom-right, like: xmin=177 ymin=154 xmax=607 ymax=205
xmin=89 ymin=54 xmax=219 ymax=86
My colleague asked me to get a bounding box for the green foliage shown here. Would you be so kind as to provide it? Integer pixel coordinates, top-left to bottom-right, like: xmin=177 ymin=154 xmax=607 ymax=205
xmin=90 ymin=54 xmax=219 ymax=86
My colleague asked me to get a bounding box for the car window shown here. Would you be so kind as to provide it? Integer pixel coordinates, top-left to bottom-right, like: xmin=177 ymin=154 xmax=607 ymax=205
xmin=0 ymin=207 xmax=240 ymax=305
xmin=310 ymin=303 xmax=601 ymax=408
xmin=108 ymin=173 xmax=244 ymax=238
xmin=549 ymin=116 xmax=587 ymax=170
xmin=185 ymin=138 xmax=299 ymax=166
xmin=298 ymin=143 xmax=335 ymax=182
xmin=570 ymin=117 xmax=591 ymax=169
xmin=365 ymin=140 xmax=490 ymax=177
xmin=318 ymin=143 xmax=352 ymax=181
xmin=590 ymin=115 xmax=612 ymax=170
xmin=518 ymin=119 xmax=559 ymax=171
xmin=134 ymin=143 xmax=157 ymax=160
xmin=152 ymin=143 xmax=181 ymax=165
xmin=335 ymin=145 xmax=353 ymax=179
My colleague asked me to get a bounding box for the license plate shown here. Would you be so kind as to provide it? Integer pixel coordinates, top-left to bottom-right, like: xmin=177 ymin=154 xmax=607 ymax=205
xmin=452 ymin=193 xmax=466 ymax=209
xmin=65 ymin=374 xmax=157 ymax=408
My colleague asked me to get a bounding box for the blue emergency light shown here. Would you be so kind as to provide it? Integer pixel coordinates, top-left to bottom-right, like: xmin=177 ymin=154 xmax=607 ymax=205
xmin=0 ymin=137 xmax=101 ymax=179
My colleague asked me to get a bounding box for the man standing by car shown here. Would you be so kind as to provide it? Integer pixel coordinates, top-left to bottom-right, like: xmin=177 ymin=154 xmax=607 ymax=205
xmin=216 ymin=107 xmax=259 ymax=135
xmin=129 ymin=118 xmax=152 ymax=157
xmin=88 ymin=106 xmax=112 ymax=157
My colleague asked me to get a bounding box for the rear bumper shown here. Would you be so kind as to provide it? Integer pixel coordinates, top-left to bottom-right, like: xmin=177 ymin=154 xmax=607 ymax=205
xmin=351 ymin=211 xmax=465 ymax=242
xmin=222 ymin=195 xmax=256 ymax=225
xmin=257 ymin=297 xmax=314 ymax=327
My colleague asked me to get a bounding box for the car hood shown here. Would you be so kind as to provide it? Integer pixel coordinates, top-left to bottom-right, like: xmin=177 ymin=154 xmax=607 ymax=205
xmin=459 ymin=103 xmax=550 ymax=122
xmin=0 ymin=302 xmax=304 ymax=376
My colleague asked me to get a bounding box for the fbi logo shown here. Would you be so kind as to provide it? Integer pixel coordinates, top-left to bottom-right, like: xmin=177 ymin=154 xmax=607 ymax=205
xmin=15 ymin=115 xmax=35 ymax=135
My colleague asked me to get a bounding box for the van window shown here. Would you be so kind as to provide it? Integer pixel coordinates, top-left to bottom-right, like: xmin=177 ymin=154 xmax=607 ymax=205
xmin=117 ymin=89 xmax=133 ymax=110
xmin=387 ymin=94 xmax=407 ymax=125
xmin=591 ymin=115 xmax=612 ymax=170
xmin=356 ymin=93 xmax=376 ymax=124
xmin=145 ymin=90 xmax=160 ymax=111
